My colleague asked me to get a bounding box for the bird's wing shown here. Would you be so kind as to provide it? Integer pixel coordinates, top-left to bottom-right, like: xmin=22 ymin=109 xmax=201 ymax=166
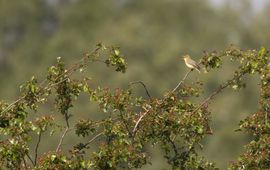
xmin=189 ymin=60 xmax=200 ymax=69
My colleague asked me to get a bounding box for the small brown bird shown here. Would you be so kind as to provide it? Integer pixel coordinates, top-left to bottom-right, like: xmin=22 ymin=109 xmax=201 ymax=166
xmin=183 ymin=55 xmax=201 ymax=73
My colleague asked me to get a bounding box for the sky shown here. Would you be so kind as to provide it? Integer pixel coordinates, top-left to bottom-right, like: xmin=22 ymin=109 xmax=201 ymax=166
xmin=210 ymin=0 xmax=267 ymax=11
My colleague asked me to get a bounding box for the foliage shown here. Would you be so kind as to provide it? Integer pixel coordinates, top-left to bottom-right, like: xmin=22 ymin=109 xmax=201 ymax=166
xmin=2 ymin=2 xmax=270 ymax=168
xmin=0 ymin=44 xmax=269 ymax=169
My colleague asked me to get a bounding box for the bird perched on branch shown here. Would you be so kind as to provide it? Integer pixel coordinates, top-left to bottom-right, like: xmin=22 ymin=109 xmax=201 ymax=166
xmin=183 ymin=55 xmax=201 ymax=73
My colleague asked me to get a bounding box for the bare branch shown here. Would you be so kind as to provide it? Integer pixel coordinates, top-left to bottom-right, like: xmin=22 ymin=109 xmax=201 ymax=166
xmin=168 ymin=137 xmax=179 ymax=157
xmin=175 ymin=55 xmax=246 ymax=117
xmin=265 ymin=112 xmax=268 ymax=126
xmin=23 ymin=156 xmax=28 ymax=170
xmin=129 ymin=81 xmax=151 ymax=99
xmin=56 ymin=113 xmax=70 ymax=152
xmin=172 ymin=70 xmax=192 ymax=93
xmin=0 ymin=96 xmax=26 ymax=115
xmin=191 ymin=73 xmax=243 ymax=115
xmin=26 ymin=153 xmax=35 ymax=167
xmin=83 ymin=132 xmax=103 ymax=147
xmin=75 ymin=132 xmax=103 ymax=152
xmin=132 ymin=109 xmax=150 ymax=135
xmin=191 ymin=84 xmax=228 ymax=114
xmin=56 ymin=127 xmax=69 ymax=153
xmin=34 ymin=132 xmax=42 ymax=166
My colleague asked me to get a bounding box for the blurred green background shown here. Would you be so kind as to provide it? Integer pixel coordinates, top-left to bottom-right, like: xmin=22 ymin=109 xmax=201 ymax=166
xmin=0 ymin=0 xmax=269 ymax=169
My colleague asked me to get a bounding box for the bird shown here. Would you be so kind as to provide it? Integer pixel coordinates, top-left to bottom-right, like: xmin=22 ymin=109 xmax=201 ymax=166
xmin=183 ymin=55 xmax=201 ymax=73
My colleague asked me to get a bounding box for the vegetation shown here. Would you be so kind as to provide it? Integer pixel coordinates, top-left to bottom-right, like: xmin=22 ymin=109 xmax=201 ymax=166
xmin=1 ymin=0 xmax=270 ymax=169
xmin=0 ymin=43 xmax=269 ymax=169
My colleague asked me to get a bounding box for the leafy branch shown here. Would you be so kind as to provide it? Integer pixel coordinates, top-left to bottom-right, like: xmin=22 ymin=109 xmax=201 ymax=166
xmin=0 ymin=45 xmax=269 ymax=169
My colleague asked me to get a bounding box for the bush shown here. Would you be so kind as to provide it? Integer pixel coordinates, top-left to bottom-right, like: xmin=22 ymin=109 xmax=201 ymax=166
xmin=0 ymin=44 xmax=269 ymax=169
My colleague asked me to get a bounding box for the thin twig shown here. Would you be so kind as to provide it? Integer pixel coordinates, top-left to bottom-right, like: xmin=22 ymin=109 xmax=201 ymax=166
xmin=34 ymin=132 xmax=42 ymax=166
xmin=75 ymin=132 xmax=103 ymax=152
xmin=56 ymin=113 xmax=70 ymax=152
xmin=190 ymin=67 xmax=246 ymax=115
xmin=26 ymin=153 xmax=35 ymax=167
xmin=83 ymin=132 xmax=103 ymax=147
xmin=119 ymin=111 xmax=132 ymax=137
xmin=168 ymin=137 xmax=179 ymax=157
xmin=265 ymin=112 xmax=268 ymax=125
xmin=129 ymin=81 xmax=151 ymax=99
xmin=56 ymin=127 xmax=69 ymax=152
xmin=191 ymin=84 xmax=229 ymax=115
xmin=132 ymin=109 xmax=150 ymax=135
xmin=190 ymin=73 xmax=243 ymax=115
xmin=172 ymin=70 xmax=192 ymax=93
xmin=93 ymin=59 xmax=107 ymax=64
xmin=23 ymin=156 xmax=28 ymax=170
xmin=0 ymin=96 xmax=26 ymax=115
xmin=50 ymin=76 xmax=71 ymax=87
